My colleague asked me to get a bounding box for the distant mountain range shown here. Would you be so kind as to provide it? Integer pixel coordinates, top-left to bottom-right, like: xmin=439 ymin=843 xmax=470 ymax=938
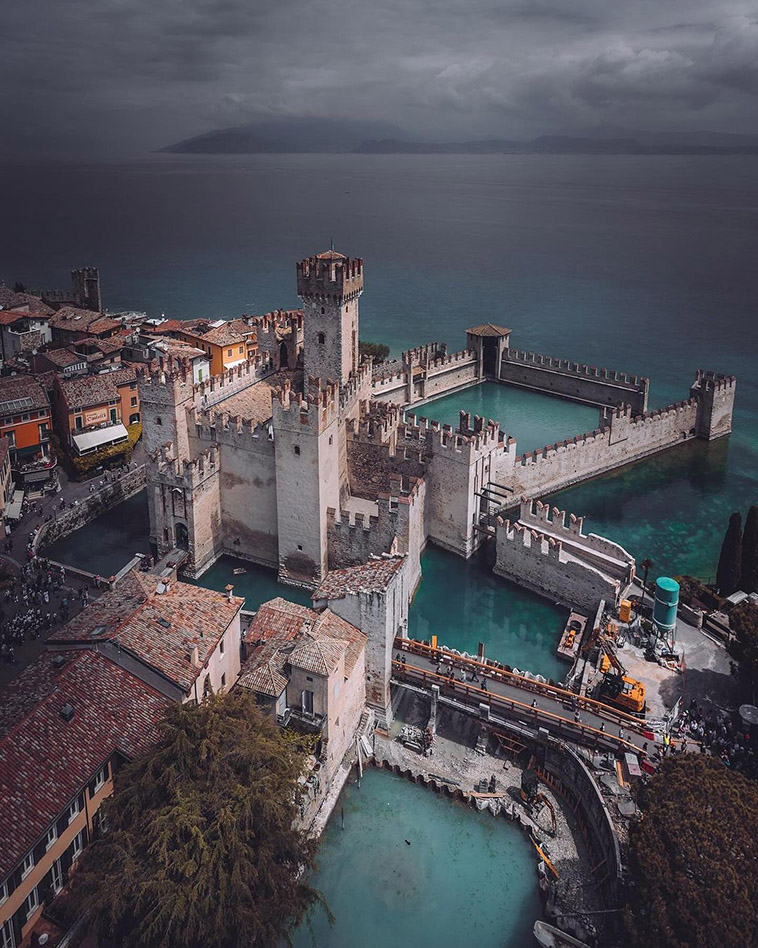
xmin=161 ymin=120 xmax=758 ymax=155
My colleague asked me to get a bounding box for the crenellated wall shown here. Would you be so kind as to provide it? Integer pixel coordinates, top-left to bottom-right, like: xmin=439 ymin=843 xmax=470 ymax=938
xmin=494 ymin=498 xmax=635 ymax=612
xmin=371 ymin=345 xmax=479 ymax=408
xmin=498 ymin=347 xmax=649 ymax=412
xmin=327 ymin=475 xmax=427 ymax=593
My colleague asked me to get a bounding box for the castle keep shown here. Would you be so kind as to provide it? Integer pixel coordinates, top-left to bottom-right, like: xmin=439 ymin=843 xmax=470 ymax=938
xmin=139 ymin=249 xmax=736 ymax=614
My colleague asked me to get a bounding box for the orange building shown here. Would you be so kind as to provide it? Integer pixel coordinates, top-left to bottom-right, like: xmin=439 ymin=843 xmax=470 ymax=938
xmin=177 ymin=321 xmax=248 ymax=375
xmin=52 ymin=365 xmax=140 ymax=462
xmin=0 ymin=377 xmax=55 ymax=488
xmin=0 ymin=650 xmax=171 ymax=948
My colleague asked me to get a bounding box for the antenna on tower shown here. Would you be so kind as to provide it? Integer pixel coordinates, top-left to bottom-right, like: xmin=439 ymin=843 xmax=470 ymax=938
xmin=330 ymin=236 xmax=334 ymax=252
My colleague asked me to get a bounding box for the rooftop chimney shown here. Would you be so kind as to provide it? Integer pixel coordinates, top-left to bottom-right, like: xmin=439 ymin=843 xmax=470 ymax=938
xmin=190 ymin=645 xmax=200 ymax=667
xmin=225 ymin=584 xmax=234 ymax=603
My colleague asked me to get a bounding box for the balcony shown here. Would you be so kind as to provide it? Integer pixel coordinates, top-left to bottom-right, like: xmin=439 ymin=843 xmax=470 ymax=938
xmin=287 ymin=707 xmax=326 ymax=734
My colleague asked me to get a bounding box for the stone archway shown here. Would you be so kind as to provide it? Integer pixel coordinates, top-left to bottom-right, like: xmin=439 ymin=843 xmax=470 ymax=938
xmin=279 ymin=341 xmax=289 ymax=369
xmin=175 ymin=522 xmax=189 ymax=550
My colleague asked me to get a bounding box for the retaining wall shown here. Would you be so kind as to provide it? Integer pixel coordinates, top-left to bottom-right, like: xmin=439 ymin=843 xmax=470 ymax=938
xmin=36 ymin=465 xmax=147 ymax=551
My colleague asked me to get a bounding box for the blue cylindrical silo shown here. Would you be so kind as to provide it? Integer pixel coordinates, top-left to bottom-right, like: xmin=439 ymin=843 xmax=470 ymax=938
xmin=653 ymin=577 xmax=679 ymax=632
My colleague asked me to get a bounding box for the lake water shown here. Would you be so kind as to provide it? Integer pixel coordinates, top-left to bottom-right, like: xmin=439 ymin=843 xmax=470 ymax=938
xmin=17 ymin=153 xmax=758 ymax=939
xmin=4 ymin=153 xmax=756 ymax=582
xmin=291 ymin=767 xmax=543 ymax=948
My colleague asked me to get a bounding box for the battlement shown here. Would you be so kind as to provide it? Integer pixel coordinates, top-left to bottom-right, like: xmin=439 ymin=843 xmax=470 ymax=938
xmin=296 ymin=252 xmax=364 ymax=301
xmin=402 ymin=342 xmax=446 ymax=365
xmin=193 ymin=408 xmax=273 ymax=450
xmin=497 ymin=517 xmax=564 ymax=561
xmin=253 ymin=308 xmax=303 ymax=335
xmin=137 ymin=359 xmax=195 ymax=405
xmin=691 ymin=369 xmax=737 ymax=393
xmin=502 ymin=348 xmax=646 ymax=389
xmin=272 ymin=376 xmax=341 ymax=432
xmin=152 ymin=442 xmax=220 ymax=488
xmin=339 ymin=359 xmax=374 ymax=413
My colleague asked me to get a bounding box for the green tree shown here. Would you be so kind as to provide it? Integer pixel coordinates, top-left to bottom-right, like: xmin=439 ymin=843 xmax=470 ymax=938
xmin=716 ymin=511 xmax=742 ymax=595
xmin=740 ymin=504 xmax=758 ymax=593
xmin=624 ymin=755 xmax=758 ymax=948
xmin=12 ymin=281 xmax=25 ymax=293
xmin=359 ymin=340 xmax=390 ymax=364
xmin=72 ymin=691 xmax=326 ymax=948
xmin=728 ymin=600 xmax=758 ymax=697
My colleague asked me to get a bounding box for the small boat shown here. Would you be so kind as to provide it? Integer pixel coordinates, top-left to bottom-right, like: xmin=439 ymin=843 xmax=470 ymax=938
xmin=232 ymin=567 xmax=247 ymax=575
xmin=534 ymin=920 xmax=590 ymax=948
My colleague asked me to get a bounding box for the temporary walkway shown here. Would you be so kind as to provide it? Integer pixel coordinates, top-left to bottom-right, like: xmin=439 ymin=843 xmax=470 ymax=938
xmin=392 ymin=638 xmax=659 ymax=759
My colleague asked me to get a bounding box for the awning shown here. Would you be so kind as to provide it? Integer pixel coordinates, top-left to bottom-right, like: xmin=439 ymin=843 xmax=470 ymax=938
xmin=73 ymin=423 xmax=129 ymax=455
xmin=6 ymin=495 xmax=24 ymax=520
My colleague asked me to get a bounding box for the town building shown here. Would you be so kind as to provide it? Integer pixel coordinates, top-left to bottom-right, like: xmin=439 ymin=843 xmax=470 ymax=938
xmin=0 ymin=649 xmax=171 ymax=948
xmin=0 ymin=376 xmax=55 ymax=490
xmin=238 ymin=596 xmax=367 ymax=782
xmin=48 ymin=568 xmax=243 ymax=702
xmin=51 ymin=366 xmax=140 ymax=464
xmin=0 ymin=309 xmax=52 ymax=364
xmin=32 ymin=348 xmax=88 ymax=378
xmin=176 ymin=321 xmax=249 ymax=375
xmin=48 ymin=307 xmax=119 ymax=346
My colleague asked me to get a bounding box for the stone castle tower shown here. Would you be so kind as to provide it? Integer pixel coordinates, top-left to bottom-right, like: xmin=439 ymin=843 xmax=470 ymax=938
xmin=297 ymin=251 xmax=363 ymax=384
xmin=71 ymin=266 xmax=102 ymax=312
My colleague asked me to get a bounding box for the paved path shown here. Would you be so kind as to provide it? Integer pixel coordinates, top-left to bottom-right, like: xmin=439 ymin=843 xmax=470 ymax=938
xmin=393 ymin=639 xmax=662 ymax=759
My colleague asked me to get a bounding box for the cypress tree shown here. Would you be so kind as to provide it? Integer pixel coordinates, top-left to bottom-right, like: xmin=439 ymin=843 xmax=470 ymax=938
xmin=716 ymin=511 xmax=742 ymax=596
xmin=740 ymin=504 xmax=758 ymax=593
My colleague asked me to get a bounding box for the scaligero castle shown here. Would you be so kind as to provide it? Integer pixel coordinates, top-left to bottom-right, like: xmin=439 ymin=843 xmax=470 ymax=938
xmin=139 ymin=248 xmax=735 ymax=704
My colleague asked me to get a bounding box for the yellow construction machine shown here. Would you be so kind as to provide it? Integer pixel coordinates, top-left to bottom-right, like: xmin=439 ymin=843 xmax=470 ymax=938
xmin=596 ymin=637 xmax=646 ymax=717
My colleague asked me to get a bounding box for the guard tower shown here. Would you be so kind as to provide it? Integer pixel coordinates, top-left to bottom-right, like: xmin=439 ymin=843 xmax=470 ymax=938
xmin=297 ymin=250 xmax=363 ymax=385
xmin=71 ymin=267 xmax=102 ymax=312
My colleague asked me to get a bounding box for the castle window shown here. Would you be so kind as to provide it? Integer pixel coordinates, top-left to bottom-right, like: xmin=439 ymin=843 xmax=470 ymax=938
xmin=297 ymin=545 xmax=303 ymax=551
xmin=320 ymin=307 xmax=325 ymax=315
xmin=293 ymin=445 xmax=300 ymax=456
xmin=318 ymin=332 xmax=325 ymax=345
xmin=328 ymin=435 xmax=333 ymax=445
xmin=156 ymin=417 xmax=162 ymax=426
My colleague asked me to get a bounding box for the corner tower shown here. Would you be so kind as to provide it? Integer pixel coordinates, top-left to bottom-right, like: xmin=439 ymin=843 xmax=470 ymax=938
xmin=297 ymin=250 xmax=363 ymax=385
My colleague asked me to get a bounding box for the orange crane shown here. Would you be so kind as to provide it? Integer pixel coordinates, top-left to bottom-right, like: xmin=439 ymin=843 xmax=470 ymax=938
xmin=596 ymin=636 xmax=646 ymax=717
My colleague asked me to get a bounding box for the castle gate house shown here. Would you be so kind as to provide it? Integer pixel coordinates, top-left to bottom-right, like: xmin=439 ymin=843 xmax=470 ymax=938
xmin=139 ymin=249 xmax=735 ymax=606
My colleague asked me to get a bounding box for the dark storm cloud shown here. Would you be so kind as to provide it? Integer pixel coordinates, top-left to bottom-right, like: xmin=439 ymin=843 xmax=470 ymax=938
xmin=0 ymin=0 xmax=756 ymax=155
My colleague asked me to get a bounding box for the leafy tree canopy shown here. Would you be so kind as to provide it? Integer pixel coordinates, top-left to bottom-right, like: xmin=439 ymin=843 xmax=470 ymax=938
xmin=72 ymin=691 xmax=325 ymax=948
xmin=359 ymin=340 xmax=390 ymax=363
xmin=624 ymin=755 xmax=758 ymax=948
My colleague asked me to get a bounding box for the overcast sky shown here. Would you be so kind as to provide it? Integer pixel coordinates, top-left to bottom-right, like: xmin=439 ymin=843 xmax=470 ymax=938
xmin=1 ymin=0 xmax=757 ymax=155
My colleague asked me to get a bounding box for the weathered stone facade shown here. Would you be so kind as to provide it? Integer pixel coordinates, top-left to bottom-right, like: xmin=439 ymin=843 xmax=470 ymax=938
xmin=139 ymin=249 xmax=736 ymax=618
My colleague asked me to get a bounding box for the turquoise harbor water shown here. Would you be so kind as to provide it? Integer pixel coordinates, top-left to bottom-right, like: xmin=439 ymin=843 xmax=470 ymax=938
xmin=291 ymin=768 xmax=542 ymax=948
xmin=15 ymin=154 xmax=758 ymax=942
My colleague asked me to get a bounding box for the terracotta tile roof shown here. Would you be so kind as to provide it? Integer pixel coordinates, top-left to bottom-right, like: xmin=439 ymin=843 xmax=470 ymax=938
xmin=75 ymin=336 xmax=124 ymax=355
xmin=243 ymin=597 xmax=313 ymax=646
xmin=315 ymin=249 xmax=347 ymax=260
xmin=88 ymin=317 xmax=120 ymax=336
xmin=239 ymin=597 xmax=365 ymax=694
xmin=49 ymin=572 xmax=244 ymax=693
xmin=228 ymin=318 xmax=257 ymax=339
xmin=0 ymin=309 xmax=25 ymax=326
xmin=0 ymin=289 xmax=54 ymax=316
xmin=466 ymin=323 xmax=511 ymax=337
xmin=239 ymin=658 xmax=288 ymax=697
xmin=57 ymin=365 xmax=137 ymax=409
xmin=199 ymin=323 xmax=246 ymax=348
xmin=48 ymin=306 xmax=107 ymax=331
xmin=0 ymin=649 xmax=170 ymax=881
xmin=314 ymin=555 xmax=406 ymax=601
xmin=0 ymin=376 xmax=50 ymax=414
xmin=41 ymin=348 xmax=86 ymax=368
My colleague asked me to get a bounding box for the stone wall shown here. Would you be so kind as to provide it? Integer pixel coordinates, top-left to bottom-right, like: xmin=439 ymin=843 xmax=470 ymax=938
xmin=37 ymin=465 xmax=147 ymax=552
xmin=510 ymin=399 xmax=701 ymax=497
xmin=371 ymin=347 xmax=479 ymax=408
xmin=499 ymin=348 xmax=649 ymax=412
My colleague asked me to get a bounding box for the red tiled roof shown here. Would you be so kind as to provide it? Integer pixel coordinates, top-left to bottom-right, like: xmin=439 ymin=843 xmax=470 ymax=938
xmin=0 ymin=376 xmax=50 ymax=413
xmin=0 ymin=288 xmax=54 ymax=316
xmin=466 ymin=323 xmax=511 ymax=337
xmin=0 ymin=650 xmax=170 ymax=880
xmin=57 ymin=365 xmax=137 ymax=409
xmin=41 ymin=348 xmax=86 ymax=368
xmin=50 ymin=572 xmax=244 ymax=693
xmin=314 ymin=555 xmax=406 ymax=601
xmin=0 ymin=309 xmax=25 ymax=326
xmin=196 ymin=323 xmax=246 ymax=348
